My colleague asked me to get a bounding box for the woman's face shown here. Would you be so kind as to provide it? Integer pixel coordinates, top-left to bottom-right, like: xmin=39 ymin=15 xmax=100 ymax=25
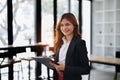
xmin=60 ymin=19 xmax=74 ymax=37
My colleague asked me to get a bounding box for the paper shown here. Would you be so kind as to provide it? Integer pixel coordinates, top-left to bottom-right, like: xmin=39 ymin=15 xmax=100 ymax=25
xmin=34 ymin=56 xmax=55 ymax=69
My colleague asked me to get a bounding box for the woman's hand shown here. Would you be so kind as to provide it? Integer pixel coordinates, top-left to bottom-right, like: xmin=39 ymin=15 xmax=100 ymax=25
xmin=50 ymin=62 xmax=65 ymax=72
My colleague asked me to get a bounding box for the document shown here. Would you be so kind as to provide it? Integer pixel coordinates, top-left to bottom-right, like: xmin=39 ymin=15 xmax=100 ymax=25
xmin=34 ymin=56 xmax=58 ymax=69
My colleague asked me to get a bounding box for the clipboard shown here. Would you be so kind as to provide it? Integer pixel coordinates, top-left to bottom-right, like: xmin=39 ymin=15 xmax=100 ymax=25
xmin=34 ymin=56 xmax=58 ymax=69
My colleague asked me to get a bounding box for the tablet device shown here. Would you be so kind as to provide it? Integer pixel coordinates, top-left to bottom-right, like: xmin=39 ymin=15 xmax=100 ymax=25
xmin=34 ymin=56 xmax=59 ymax=69
xmin=50 ymin=59 xmax=59 ymax=65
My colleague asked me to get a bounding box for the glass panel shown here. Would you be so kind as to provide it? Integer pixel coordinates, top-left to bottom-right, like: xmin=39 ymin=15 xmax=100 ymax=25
xmin=104 ymin=0 xmax=115 ymax=10
xmin=104 ymin=11 xmax=115 ymax=22
xmin=104 ymin=23 xmax=114 ymax=34
xmin=57 ymin=0 xmax=69 ymax=20
xmin=116 ymin=36 xmax=120 ymax=47
xmin=94 ymin=0 xmax=103 ymax=11
xmin=41 ymin=0 xmax=54 ymax=47
xmin=116 ymin=10 xmax=120 ymax=21
xmin=116 ymin=23 xmax=120 ymax=34
xmin=82 ymin=0 xmax=91 ymax=55
xmin=116 ymin=0 xmax=120 ymax=9
xmin=95 ymin=12 xmax=103 ymax=23
xmin=0 ymin=1 xmax=8 ymax=79
xmin=12 ymin=0 xmax=35 ymax=45
xmin=71 ymin=0 xmax=79 ymax=18
xmin=0 ymin=0 xmax=8 ymax=46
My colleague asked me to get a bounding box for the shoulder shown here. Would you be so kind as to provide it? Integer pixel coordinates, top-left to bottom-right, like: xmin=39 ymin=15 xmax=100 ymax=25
xmin=70 ymin=36 xmax=86 ymax=48
xmin=73 ymin=36 xmax=86 ymax=44
xmin=72 ymin=37 xmax=86 ymax=49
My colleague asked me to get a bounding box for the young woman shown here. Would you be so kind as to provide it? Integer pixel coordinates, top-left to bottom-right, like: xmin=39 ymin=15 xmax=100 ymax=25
xmin=51 ymin=13 xmax=90 ymax=80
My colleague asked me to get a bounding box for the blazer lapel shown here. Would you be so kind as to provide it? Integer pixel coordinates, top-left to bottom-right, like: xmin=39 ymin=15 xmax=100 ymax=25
xmin=65 ymin=37 xmax=77 ymax=64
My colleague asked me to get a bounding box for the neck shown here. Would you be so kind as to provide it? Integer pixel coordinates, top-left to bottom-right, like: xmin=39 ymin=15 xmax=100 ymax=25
xmin=65 ymin=34 xmax=73 ymax=43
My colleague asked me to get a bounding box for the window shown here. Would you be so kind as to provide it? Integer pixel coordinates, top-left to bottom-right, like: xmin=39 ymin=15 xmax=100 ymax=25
xmin=0 ymin=0 xmax=8 ymax=46
xmin=71 ymin=0 xmax=79 ymax=19
xmin=12 ymin=0 xmax=35 ymax=45
xmin=41 ymin=0 xmax=54 ymax=47
xmin=57 ymin=0 xmax=69 ymax=21
xmin=82 ymin=0 xmax=91 ymax=55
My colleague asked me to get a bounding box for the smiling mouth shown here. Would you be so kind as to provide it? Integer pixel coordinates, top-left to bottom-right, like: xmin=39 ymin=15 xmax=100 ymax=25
xmin=63 ymin=31 xmax=69 ymax=34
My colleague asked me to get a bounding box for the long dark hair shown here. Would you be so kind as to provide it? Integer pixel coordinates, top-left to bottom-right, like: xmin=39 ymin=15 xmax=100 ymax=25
xmin=54 ymin=13 xmax=81 ymax=54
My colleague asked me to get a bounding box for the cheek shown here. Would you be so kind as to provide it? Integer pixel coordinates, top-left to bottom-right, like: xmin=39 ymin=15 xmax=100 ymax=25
xmin=70 ymin=27 xmax=74 ymax=32
xmin=60 ymin=27 xmax=63 ymax=31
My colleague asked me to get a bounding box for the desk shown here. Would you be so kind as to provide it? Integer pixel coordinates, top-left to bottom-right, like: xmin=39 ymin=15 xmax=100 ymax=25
xmin=89 ymin=55 xmax=120 ymax=80
xmin=0 ymin=43 xmax=47 ymax=80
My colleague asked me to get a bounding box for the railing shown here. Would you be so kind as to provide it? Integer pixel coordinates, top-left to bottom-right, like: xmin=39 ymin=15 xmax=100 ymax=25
xmin=0 ymin=43 xmax=47 ymax=80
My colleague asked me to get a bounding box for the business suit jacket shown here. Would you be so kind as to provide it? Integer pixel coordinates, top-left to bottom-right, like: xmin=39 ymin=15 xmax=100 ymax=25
xmin=53 ymin=36 xmax=90 ymax=80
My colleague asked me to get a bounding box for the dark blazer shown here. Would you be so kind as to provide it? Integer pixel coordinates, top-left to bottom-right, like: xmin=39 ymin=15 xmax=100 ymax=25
xmin=53 ymin=36 xmax=90 ymax=80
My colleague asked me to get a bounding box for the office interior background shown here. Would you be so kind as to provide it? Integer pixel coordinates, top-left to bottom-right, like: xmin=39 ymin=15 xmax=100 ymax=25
xmin=0 ymin=0 xmax=120 ymax=80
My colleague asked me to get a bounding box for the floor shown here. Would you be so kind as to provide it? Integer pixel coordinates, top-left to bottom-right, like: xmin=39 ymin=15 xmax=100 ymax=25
xmin=40 ymin=65 xmax=120 ymax=80
xmin=0 ymin=60 xmax=120 ymax=80
xmin=88 ymin=69 xmax=120 ymax=80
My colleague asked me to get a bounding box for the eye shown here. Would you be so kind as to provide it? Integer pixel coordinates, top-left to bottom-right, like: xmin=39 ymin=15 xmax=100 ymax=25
xmin=65 ymin=23 xmax=71 ymax=26
xmin=60 ymin=24 xmax=64 ymax=27
xmin=60 ymin=23 xmax=71 ymax=27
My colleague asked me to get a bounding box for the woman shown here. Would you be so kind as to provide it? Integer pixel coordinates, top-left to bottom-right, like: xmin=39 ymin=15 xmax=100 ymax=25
xmin=51 ymin=13 xmax=90 ymax=80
